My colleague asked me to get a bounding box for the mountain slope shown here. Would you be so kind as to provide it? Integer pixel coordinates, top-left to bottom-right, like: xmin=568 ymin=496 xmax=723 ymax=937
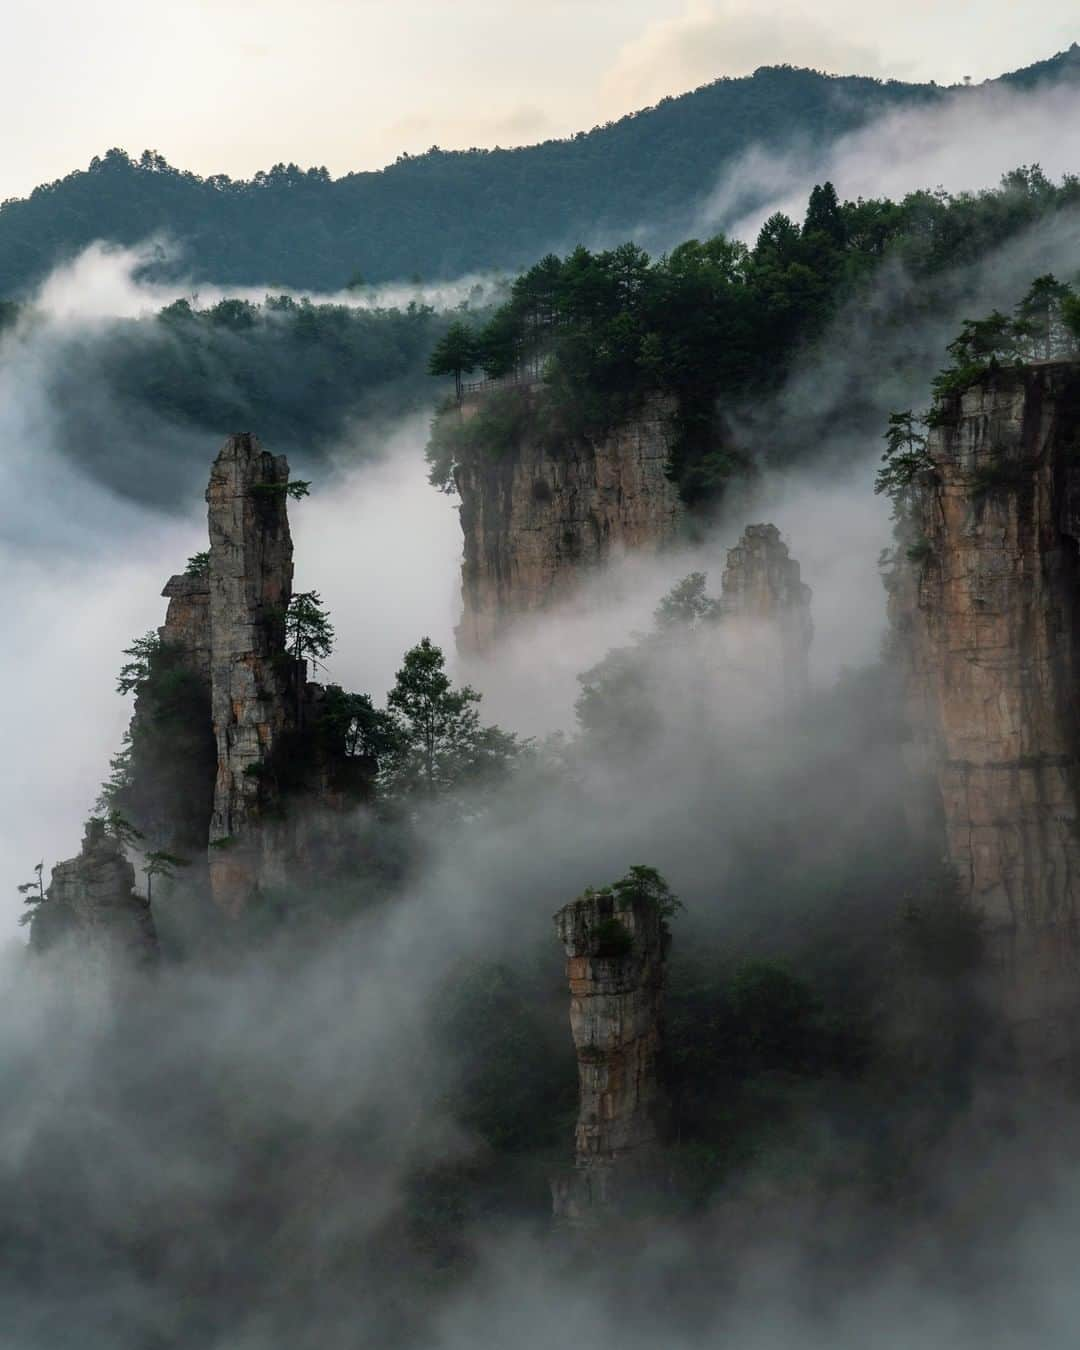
xmin=0 ymin=47 xmax=1078 ymax=295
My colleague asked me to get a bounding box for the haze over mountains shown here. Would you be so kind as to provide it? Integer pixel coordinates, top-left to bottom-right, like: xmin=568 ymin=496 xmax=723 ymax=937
xmin=2 ymin=44 xmax=1079 ymax=296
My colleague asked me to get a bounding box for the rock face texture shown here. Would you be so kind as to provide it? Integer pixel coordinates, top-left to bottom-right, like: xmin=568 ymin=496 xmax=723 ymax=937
xmin=159 ymin=572 xmax=212 ymax=684
xmin=720 ymin=523 xmax=813 ymax=705
xmin=892 ymin=362 xmax=1080 ymax=1064
xmin=43 ymin=819 xmax=158 ymax=966
xmin=551 ymin=888 xmax=669 ymax=1223
xmin=206 ymin=433 xmax=298 ymax=916
xmin=454 ymin=392 xmax=684 ymax=652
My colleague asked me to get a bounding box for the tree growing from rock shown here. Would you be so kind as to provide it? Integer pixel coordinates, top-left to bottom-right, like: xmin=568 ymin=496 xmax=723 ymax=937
xmin=16 ymin=862 xmax=45 ymax=928
xmin=143 ymin=851 xmax=190 ymax=903
xmin=286 ymin=591 xmax=335 ymax=673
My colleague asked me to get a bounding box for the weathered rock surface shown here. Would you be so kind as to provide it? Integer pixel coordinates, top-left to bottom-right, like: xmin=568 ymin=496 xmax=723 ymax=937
xmin=454 ymin=392 xmax=684 ymax=652
xmin=206 ymin=433 xmax=297 ymax=915
xmin=892 ymin=361 xmax=1080 ymax=1064
xmin=42 ymin=818 xmax=158 ymax=966
xmin=160 ymin=572 xmax=212 ymax=684
xmin=720 ymin=522 xmax=813 ymax=705
xmin=551 ymin=888 xmax=668 ymax=1222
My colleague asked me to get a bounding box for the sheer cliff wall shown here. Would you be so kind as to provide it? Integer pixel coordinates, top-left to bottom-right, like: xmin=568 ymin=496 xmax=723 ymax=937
xmin=454 ymin=392 xmax=684 ymax=652
xmin=891 ymin=361 xmax=1080 ymax=1064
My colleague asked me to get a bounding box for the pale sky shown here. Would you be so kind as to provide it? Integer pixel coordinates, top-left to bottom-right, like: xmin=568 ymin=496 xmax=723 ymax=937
xmin=2 ymin=0 xmax=1077 ymax=201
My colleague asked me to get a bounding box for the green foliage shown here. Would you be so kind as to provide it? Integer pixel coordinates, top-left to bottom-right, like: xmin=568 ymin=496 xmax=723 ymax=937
xmin=285 ymin=590 xmax=335 ymax=672
xmin=576 ymin=866 xmax=681 ymax=937
xmin=874 ymin=410 xmax=934 ymax=507
xmin=905 ymin=538 xmax=933 ymax=563
xmin=2 ymin=63 xmax=1076 ymax=295
xmin=143 ymin=850 xmax=190 ymax=902
xmin=653 ymin=571 xmax=718 ymax=628
xmin=104 ymin=631 xmax=216 ymax=853
xmin=591 ymin=917 xmax=634 ymax=957
xmin=251 ymin=478 xmax=311 ymax=501
xmin=116 ymin=631 xmax=164 ymax=696
xmin=381 ymin=637 xmax=518 ymax=803
xmin=16 ymin=862 xmax=45 ymax=928
xmin=184 ymin=550 xmax=210 ymax=578
xmin=18 ymin=859 xmax=78 ymax=953
xmin=427 ymin=321 xmax=479 ymax=400
xmin=970 ymin=458 xmax=1030 ymax=497
xmin=425 ymin=387 xmax=533 ymax=491
xmin=430 ymin=170 xmax=1080 ymax=509
xmin=930 ymin=276 xmax=1080 ymax=407
xmin=610 ymin=864 xmax=682 ymax=921
xmin=433 ymin=960 xmax=575 ymax=1156
xmin=104 ymin=809 xmax=144 ymax=849
xmin=576 ymin=572 xmax=721 ymax=751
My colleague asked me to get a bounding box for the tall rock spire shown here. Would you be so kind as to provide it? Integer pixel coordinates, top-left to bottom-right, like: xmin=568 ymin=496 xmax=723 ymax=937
xmin=891 ymin=362 xmax=1080 ymax=1068
xmin=551 ymin=885 xmax=669 ymax=1224
xmin=719 ymin=522 xmax=813 ymax=705
xmin=206 ymin=433 xmax=296 ymax=916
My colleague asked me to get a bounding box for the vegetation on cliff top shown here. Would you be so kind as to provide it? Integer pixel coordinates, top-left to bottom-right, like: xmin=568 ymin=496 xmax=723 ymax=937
xmin=428 ymin=168 xmax=1080 ymax=509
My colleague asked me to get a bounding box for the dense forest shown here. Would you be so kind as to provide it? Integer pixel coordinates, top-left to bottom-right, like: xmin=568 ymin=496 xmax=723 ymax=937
xmin=0 ymin=48 xmax=1078 ymax=295
xmin=427 ymin=166 xmax=1080 ymax=507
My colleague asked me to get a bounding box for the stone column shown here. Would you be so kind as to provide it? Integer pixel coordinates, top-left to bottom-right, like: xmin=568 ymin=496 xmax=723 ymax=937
xmin=206 ymin=433 xmax=296 ymax=916
xmin=551 ymin=887 xmax=668 ymax=1223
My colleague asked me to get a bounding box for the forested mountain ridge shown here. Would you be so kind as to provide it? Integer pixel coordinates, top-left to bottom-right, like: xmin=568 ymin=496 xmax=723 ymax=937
xmin=2 ymin=46 xmax=1078 ymax=296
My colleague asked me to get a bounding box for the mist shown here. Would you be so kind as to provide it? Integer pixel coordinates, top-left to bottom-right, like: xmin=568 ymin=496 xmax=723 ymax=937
xmin=6 ymin=71 xmax=1080 ymax=1348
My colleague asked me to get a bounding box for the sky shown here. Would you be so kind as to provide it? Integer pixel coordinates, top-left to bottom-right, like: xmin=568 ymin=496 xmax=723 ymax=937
xmin=1 ymin=0 xmax=1077 ymax=202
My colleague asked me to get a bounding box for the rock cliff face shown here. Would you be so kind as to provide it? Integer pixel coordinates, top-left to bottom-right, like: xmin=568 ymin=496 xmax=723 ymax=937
xmin=454 ymin=393 xmax=684 ymax=652
xmin=720 ymin=523 xmax=813 ymax=705
xmin=551 ymin=888 xmax=668 ymax=1223
xmin=892 ymin=361 xmax=1080 ymax=1064
xmin=206 ymin=433 xmax=298 ymax=916
xmin=43 ymin=819 xmax=158 ymax=967
xmin=160 ymin=572 xmax=212 ymax=684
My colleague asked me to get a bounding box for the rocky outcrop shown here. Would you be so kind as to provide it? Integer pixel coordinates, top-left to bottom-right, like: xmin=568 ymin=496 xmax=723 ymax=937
xmin=719 ymin=523 xmax=813 ymax=705
xmin=891 ymin=361 xmax=1080 ymax=1065
xmin=551 ymin=888 xmax=669 ymax=1223
xmin=454 ymin=392 xmax=684 ymax=652
xmin=206 ymin=433 xmax=298 ymax=916
xmin=40 ymin=819 xmax=158 ymax=967
xmin=160 ymin=572 xmax=212 ymax=684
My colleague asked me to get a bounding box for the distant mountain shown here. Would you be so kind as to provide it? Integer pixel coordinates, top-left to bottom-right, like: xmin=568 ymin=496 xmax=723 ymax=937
xmin=1 ymin=45 xmax=1078 ymax=296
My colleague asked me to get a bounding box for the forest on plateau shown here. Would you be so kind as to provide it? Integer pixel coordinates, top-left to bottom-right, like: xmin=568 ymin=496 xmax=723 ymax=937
xmin=0 ymin=46 xmax=1077 ymax=294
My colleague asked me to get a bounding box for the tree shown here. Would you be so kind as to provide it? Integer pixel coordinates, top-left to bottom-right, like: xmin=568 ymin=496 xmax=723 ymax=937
xmin=653 ymin=572 xmax=718 ymax=629
xmin=610 ymin=864 xmax=682 ymax=923
xmin=428 ymin=320 xmax=479 ymax=400
xmin=184 ymin=550 xmax=210 ymax=578
xmin=875 ymin=409 xmax=933 ymax=506
xmin=382 ymin=637 xmax=517 ymax=800
xmin=143 ymin=851 xmax=190 ymax=903
xmin=104 ymin=809 xmax=144 ymax=849
xmin=16 ymin=862 xmax=45 ymax=928
xmin=803 ymin=181 xmax=846 ymax=246
xmin=18 ymin=859 xmax=75 ymax=952
xmin=286 ymin=591 xmax=335 ymax=674
xmin=1015 ymin=274 xmax=1074 ymax=359
xmin=117 ymin=631 xmax=164 ymax=695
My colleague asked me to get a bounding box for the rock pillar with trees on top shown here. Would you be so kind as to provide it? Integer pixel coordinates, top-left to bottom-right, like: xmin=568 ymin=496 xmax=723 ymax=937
xmin=718 ymin=523 xmax=813 ymax=707
xmin=551 ymin=866 xmax=675 ymax=1224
